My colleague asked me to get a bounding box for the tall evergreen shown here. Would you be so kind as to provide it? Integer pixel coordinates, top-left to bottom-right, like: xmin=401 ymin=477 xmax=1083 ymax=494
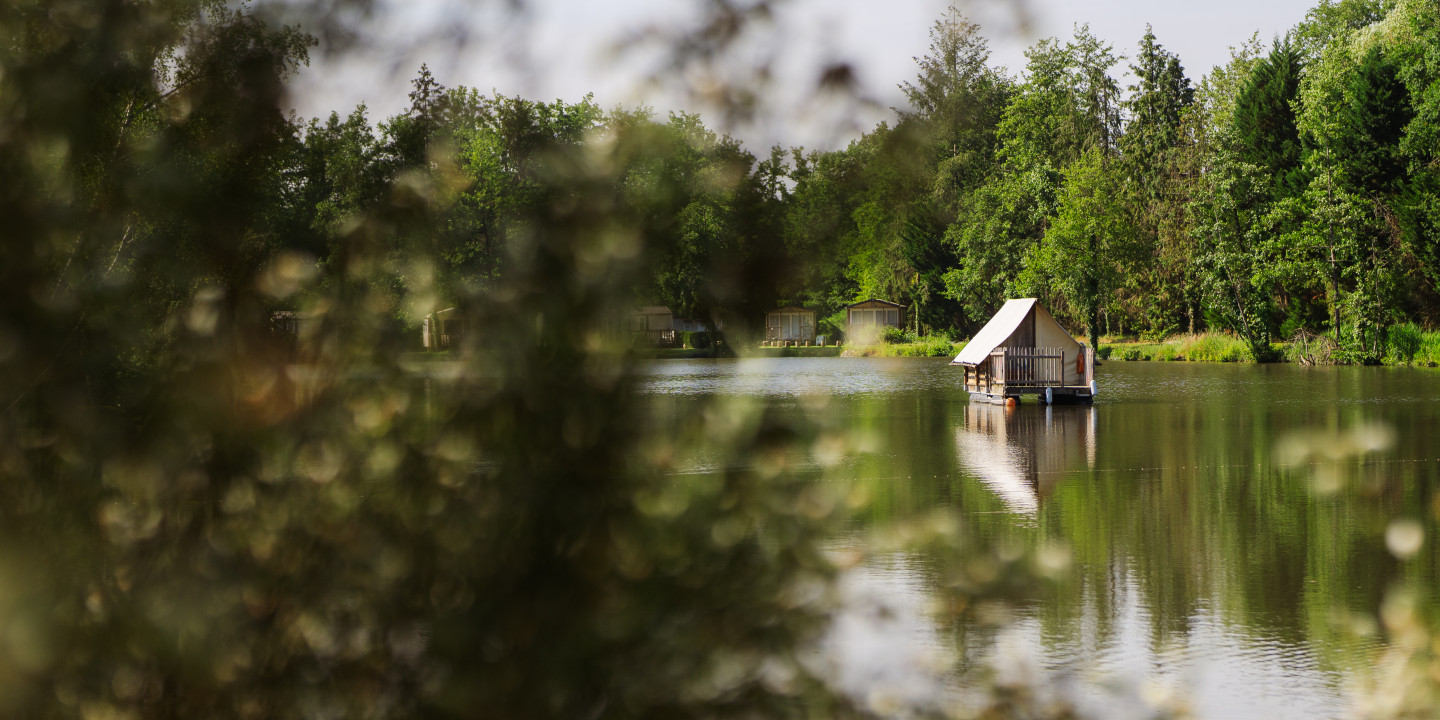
xmin=1334 ymin=44 xmax=1412 ymax=195
xmin=1123 ymin=27 xmax=1194 ymax=189
xmin=1233 ymin=38 xmax=1308 ymax=198
xmin=1121 ymin=27 xmax=1198 ymax=337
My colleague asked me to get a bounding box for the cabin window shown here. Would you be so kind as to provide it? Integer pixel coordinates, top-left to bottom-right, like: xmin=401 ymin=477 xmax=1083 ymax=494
xmin=850 ymin=307 xmax=900 ymax=327
xmin=853 ymin=309 xmax=883 ymax=327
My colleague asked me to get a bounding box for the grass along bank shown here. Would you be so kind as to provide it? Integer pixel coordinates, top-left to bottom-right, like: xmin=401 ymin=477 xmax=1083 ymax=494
xmin=1100 ymin=329 xmax=1440 ymax=367
xmin=843 ymin=333 xmax=960 ymax=358
xmin=1100 ymin=333 xmax=1255 ymax=363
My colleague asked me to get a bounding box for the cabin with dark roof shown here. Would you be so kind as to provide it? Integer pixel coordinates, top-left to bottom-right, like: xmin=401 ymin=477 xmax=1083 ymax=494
xmin=951 ymin=299 xmax=1095 ymax=404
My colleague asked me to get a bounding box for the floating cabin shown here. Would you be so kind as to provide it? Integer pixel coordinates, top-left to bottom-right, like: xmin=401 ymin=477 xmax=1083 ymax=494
xmin=951 ymin=298 xmax=1095 ymax=404
xmin=763 ymin=307 xmax=815 ymax=346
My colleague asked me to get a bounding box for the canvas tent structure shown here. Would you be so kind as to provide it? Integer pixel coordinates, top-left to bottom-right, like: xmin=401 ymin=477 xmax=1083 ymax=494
xmin=951 ymin=299 xmax=1095 ymax=404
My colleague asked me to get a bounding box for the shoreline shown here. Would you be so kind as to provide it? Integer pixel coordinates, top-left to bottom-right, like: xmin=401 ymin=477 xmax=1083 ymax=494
xmin=413 ymin=330 xmax=1440 ymax=368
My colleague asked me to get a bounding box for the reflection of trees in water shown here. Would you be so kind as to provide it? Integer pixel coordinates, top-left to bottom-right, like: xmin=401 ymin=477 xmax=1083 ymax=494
xmin=946 ymin=393 xmax=1428 ymax=713
xmin=953 ymin=404 xmax=1096 ymax=515
xmin=1028 ymin=392 xmax=1428 ymax=697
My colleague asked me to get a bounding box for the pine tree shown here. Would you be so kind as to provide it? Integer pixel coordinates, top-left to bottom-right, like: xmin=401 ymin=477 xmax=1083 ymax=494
xmin=1122 ymin=27 xmax=1194 ymax=191
xmin=1233 ymin=38 xmax=1307 ymax=198
xmin=1334 ymin=44 xmax=1412 ymax=195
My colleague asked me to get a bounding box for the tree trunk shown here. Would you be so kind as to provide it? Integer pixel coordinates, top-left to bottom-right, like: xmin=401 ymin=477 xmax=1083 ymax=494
xmin=1089 ymin=305 xmax=1100 ymax=353
xmin=1088 ymin=232 xmax=1101 ymax=350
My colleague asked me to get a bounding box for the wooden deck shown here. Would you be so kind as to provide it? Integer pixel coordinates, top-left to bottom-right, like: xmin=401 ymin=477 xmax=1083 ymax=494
xmin=762 ymin=325 xmax=815 ymax=346
xmin=961 ymin=347 xmax=1094 ymax=404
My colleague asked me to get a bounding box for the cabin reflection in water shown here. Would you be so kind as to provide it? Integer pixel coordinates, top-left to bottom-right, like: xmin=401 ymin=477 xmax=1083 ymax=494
xmin=954 ymin=403 xmax=1096 ymax=514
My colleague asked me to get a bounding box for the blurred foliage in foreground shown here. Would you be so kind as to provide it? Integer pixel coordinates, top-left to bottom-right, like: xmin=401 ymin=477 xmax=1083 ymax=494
xmin=0 ymin=1 xmax=846 ymax=717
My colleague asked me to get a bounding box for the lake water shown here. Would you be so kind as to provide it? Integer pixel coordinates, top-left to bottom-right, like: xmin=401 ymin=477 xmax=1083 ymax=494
xmin=640 ymin=357 xmax=1440 ymax=719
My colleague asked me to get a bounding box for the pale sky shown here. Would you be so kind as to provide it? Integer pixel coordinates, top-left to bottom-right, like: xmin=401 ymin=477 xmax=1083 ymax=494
xmin=286 ymin=0 xmax=1320 ymax=151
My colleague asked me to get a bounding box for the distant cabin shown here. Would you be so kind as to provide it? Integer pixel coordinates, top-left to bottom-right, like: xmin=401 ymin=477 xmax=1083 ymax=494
xmin=270 ymin=310 xmax=318 ymax=337
xmin=631 ymin=306 xmax=677 ymax=346
xmin=951 ymin=298 xmax=1094 ymax=404
xmin=764 ymin=307 xmax=815 ymax=346
xmin=846 ymin=299 xmax=904 ymax=340
xmin=422 ymin=308 xmax=468 ymax=350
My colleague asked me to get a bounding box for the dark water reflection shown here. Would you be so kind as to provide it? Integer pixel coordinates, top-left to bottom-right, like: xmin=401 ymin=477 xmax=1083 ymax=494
xmin=640 ymin=358 xmax=1440 ymax=719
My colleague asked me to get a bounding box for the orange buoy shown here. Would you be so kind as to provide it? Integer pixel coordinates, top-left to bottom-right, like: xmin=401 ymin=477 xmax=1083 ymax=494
xmin=1004 ymin=397 xmax=1018 ymax=409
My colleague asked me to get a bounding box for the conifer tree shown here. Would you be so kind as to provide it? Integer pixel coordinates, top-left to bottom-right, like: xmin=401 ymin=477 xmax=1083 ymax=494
xmin=1233 ymin=38 xmax=1308 ymax=198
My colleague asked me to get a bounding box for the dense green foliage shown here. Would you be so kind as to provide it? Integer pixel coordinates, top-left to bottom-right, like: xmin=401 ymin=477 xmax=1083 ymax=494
xmin=1 ymin=2 xmax=859 ymax=718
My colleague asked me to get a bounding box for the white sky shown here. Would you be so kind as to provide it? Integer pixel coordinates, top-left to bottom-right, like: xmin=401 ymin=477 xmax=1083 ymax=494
xmin=286 ymin=0 xmax=1319 ymax=151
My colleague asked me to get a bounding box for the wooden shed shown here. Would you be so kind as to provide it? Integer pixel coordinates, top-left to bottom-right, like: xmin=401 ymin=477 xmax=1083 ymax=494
xmin=951 ymin=299 xmax=1095 ymax=404
xmin=763 ymin=307 xmax=815 ymax=346
xmin=846 ymin=299 xmax=904 ymax=339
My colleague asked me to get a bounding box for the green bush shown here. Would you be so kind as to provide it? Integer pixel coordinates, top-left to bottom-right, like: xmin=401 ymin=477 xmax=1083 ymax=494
xmin=1388 ymin=323 xmax=1422 ymax=364
xmin=681 ymin=330 xmax=711 ymax=349
xmin=819 ymin=310 xmax=848 ymax=344
xmin=916 ymin=334 xmax=956 ymax=357
xmin=879 ymin=326 xmax=912 ymax=344
xmin=1329 ymin=326 xmax=1385 ymax=365
xmin=1120 ymin=347 xmax=1143 ymax=361
xmin=1154 ymin=344 xmax=1181 ymax=361
xmin=866 ymin=335 xmax=955 ymax=357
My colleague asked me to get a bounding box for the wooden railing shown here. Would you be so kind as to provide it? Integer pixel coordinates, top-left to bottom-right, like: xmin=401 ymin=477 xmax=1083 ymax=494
xmin=765 ymin=325 xmax=813 ymax=342
xmin=990 ymin=347 xmax=1066 ymax=387
xmin=636 ymin=329 xmax=676 ymax=346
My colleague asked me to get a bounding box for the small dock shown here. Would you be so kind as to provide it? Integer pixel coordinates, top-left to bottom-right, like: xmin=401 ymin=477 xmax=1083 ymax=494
xmin=952 ymin=299 xmax=1096 ymax=405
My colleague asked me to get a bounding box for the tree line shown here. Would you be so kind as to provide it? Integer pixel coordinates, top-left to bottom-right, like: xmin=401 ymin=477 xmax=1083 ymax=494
xmin=785 ymin=0 xmax=1440 ymax=360
xmin=243 ymin=0 xmax=1440 ymax=362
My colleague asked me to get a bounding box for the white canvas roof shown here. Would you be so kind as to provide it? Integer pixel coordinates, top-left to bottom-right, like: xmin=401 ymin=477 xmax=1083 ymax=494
xmin=952 ymin=298 xmax=1038 ymax=366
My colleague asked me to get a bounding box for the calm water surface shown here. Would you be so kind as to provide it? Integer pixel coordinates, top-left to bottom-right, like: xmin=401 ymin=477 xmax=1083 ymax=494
xmin=640 ymin=358 xmax=1440 ymax=719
